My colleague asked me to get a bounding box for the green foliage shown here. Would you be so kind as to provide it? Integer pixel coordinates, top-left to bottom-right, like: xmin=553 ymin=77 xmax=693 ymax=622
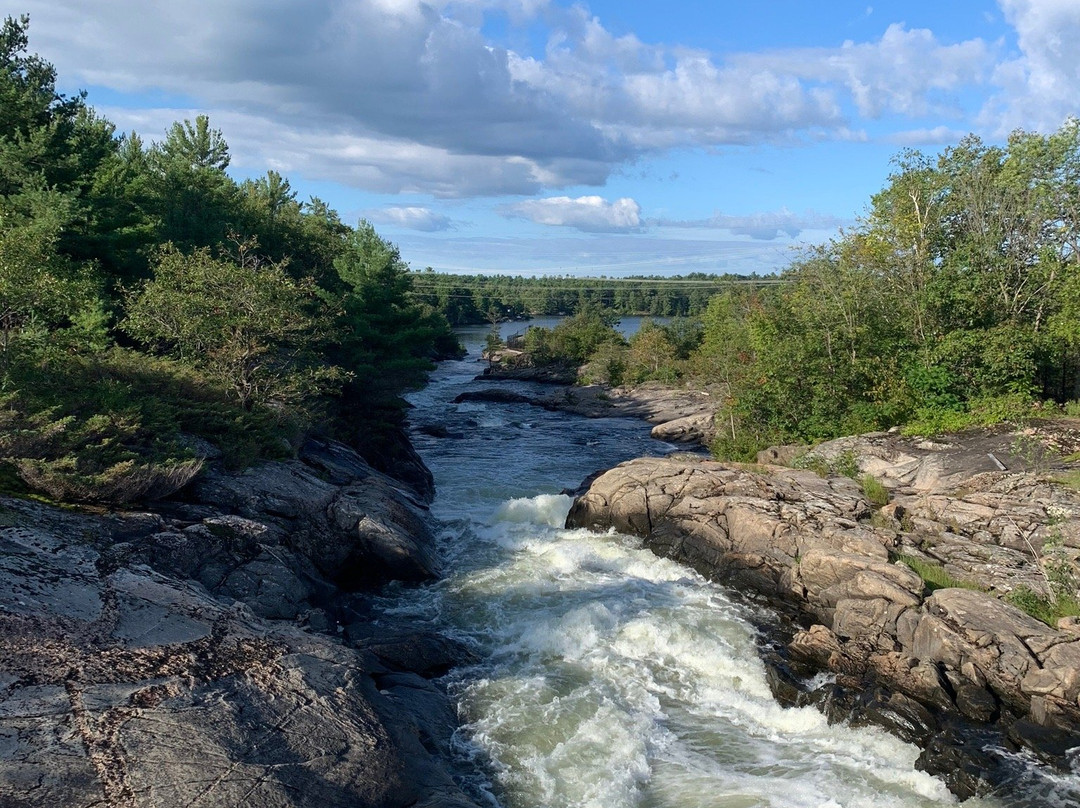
xmin=861 ymin=474 xmax=890 ymax=505
xmin=2 ymin=349 xmax=299 ymax=490
xmin=521 ymin=309 xmax=624 ymax=366
xmin=0 ymin=23 xmax=463 ymax=505
xmin=123 ymin=243 xmax=336 ymax=411
xmin=1005 ymin=585 xmax=1080 ymax=627
xmin=581 ymin=340 xmax=628 ymax=386
xmin=410 ymin=271 xmax=754 ymax=325
xmin=483 ymin=328 xmax=503 ymax=364
xmin=901 ymin=394 xmax=1045 ymax=437
xmin=688 ymin=122 xmax=1080 ymax=459
xmin=330 ymin=222 xmax=460 ymax=402
xmin=626 ymin=320 xmax=679 ymax=383
xmin=792 ymin=449 xmax=860 ymax=479
xmin=898 ymin=556 xmax=984 ymax=595
xmin=1056 ymin=470 xmax=1080 ymax=491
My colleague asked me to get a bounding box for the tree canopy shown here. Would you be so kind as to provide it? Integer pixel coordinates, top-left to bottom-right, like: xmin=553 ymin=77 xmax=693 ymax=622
xmin=0 ymin=15 xmax=458 ymax=504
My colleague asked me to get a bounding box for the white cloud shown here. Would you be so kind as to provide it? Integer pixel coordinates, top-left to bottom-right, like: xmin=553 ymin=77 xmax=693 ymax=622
xmin=653 ymin=208 xmax=847 ymax=241
xmin=367 ymin=206 xmax=457 ymax=231
xmin=733 ymin=24 xmax=994 ymax=119
xmin=506 ymin=195 xmax=642 ymax=232
xmin=981 ymin=0 xmax=1080 ymax=133
xmin=20 ymin=1 xmax=1004 ymax=197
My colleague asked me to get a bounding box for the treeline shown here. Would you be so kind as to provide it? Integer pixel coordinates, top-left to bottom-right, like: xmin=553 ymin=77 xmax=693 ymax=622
xmin=0 ymin=16 xmax=458 ymax=504
xmin=408 ymin=271 xmax=771 ymax=325
xmin=514 ymin=124 xmax=1080 ymax=459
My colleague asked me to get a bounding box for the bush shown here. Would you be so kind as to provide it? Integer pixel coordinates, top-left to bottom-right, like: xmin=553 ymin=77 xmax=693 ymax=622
xmin=861 ymin=474 xmax=890 ymax=505
xmin=0 ymin=348 xmax=302 ymax=503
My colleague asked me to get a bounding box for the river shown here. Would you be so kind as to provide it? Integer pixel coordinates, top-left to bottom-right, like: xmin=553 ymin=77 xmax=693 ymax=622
xmin=378 ymin=324 xmax=1077 ymax=808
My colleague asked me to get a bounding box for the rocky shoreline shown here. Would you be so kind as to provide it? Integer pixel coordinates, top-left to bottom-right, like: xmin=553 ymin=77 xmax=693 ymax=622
xmin=0 ymin=438 xmax=481 ymax=808
xmin=565 ymin=424 xmax=1080 ymax=800
xmin=470 ymin=362 xmax=721 ymax=446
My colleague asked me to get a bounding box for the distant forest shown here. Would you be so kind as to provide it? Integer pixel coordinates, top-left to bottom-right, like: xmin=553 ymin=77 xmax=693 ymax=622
xmin=408 ymin=271 xmax=776 ymax=325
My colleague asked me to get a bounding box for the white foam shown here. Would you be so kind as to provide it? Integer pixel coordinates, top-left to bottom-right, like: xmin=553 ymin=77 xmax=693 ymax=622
xmin=490 ymin=493 xmax=574 ymax=527
xmin=386 ymin=492 xmax=1014 ymax=808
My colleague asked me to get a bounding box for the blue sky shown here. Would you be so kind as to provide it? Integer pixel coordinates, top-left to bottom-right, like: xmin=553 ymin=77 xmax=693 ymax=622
xmin=20 ymin=0 xmax=1080 ymax=275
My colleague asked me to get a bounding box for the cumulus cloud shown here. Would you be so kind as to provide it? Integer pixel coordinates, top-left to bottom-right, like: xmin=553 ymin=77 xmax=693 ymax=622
xmin=506 ymin=195 xmax=643 ymax=232
xmin=653 ymin=209 xmax=848 ymax=241
xmin=981 ymin=0 xmax=1080 ymax=133
xmin=732 ymin=24 xmax=994 ymax=119
xmin=366 ymin=206 xmax=457 ymax=231
xmin=21 ymin=1 xmax=1005 ymax=196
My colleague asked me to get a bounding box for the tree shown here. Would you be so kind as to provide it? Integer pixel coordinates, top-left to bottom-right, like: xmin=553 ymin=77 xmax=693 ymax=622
xmin=123 ymin=244 xmax=329 ymax=410
xmin=331 ymin=222 xmax=458 ymax=401
xmin=147 ymin=115 xmax=240 ymax=249
xmin=627 ymin=320 xmax=677 ymax=382
xmin=0 ymin=212 xmax=88 ymax=375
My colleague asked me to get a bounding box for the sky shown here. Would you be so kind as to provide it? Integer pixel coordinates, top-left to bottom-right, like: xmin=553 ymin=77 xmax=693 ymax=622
xmin=17 ymin=0 xmax=1080 ymax=276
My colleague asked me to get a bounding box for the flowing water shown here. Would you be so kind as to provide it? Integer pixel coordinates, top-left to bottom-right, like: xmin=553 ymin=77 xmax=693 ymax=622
xmin=378 ymin=324 xmax=1079 ymax=808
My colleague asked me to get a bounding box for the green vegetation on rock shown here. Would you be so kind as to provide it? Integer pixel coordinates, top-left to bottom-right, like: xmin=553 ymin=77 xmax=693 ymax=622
xmin=0 ymin=16 xmax=458 ymax=505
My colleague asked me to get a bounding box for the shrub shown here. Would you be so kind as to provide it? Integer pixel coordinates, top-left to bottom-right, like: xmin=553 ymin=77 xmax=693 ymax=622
xmin=0 ymin=348 xmax=302 ymax=503
xmin=861 ymin=474 xmax=890 ymax=505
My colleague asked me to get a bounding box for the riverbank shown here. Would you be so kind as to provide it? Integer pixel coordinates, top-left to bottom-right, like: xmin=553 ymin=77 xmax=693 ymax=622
xmin=472 ymin=358 xmax=720 ymax=446
xmin=565 ymin=423 xmax=1080 ymax=800
xmin=0 ymin=437 xmax=481 ymax=808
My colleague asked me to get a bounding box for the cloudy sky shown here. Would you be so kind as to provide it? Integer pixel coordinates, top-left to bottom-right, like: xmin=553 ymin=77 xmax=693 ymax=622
xmin=21 ymin=0 xmax=1080 ymax=275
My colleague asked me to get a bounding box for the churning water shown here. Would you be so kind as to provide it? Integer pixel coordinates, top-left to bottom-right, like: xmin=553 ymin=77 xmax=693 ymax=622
xmin=380 ymin=324 xmax=1076 ymax=808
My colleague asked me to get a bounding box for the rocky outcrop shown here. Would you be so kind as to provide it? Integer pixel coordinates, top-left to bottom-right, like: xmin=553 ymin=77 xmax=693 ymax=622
xmin=566 ymin=442 xmax=1080 ymax=798
xmin=0 ymin=439 xmax=479 ymax=808
xmin=477 ymin=356 xmax=578 ymax=384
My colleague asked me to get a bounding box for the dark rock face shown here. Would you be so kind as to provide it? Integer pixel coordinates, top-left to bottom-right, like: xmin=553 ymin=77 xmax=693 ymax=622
xmin=0 ymin=440 xmax=479 ymax=808
xmin=566 ymin=451 xmax=1080 ymax=797
xmin=452 ymin=389 xmax=538 ymax=406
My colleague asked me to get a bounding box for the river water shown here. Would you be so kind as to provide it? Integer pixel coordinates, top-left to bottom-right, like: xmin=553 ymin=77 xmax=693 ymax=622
xmin=380 ymin=324 xmax=1078 ymax=808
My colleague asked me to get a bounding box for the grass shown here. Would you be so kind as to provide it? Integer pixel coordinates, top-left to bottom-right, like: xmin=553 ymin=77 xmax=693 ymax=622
xmin=861 ymin=474 xmax=890 ymax=506
xmin=1005 ymin=585 xmax=1080 ymax=627
xmin=1056 ymin=470 xmax=1080 ymax=491
xmin=898 ymin=555 xmax=984 ymax=595
xmin=794 ymin=448 xmax=859 ymax=480
xmin=899 ymin=555 xmax=1080 ymax=627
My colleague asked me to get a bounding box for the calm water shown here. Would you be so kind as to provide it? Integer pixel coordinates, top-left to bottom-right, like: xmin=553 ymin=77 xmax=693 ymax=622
xmin=377 ymin=323 xmax=1078 ymax=808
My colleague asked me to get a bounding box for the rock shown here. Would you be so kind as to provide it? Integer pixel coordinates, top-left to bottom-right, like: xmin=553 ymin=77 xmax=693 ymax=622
xmin=916 ymin=729 xmax=1000 ymax=801
xmin=451 ymin=389 xmax=538 ymax=405
xmin=347 ymin=628 xmax=479 ymax=678
xmin=955 ymin=682 xmax=999 ymax=723
xmin=0 ymin=517 xmax=478 ymax=808
xmin=650 ymin=412 xmax=715 ymax=444
xmin=186 ymin=440 xmax=439 ymax=595
xmin=756 ymin=444 xmax=809 ymax=467
xmin=566 ymin=436 xmax=1080 ymax=790
xmin=478 ymin=360 xmax=578 ymax=384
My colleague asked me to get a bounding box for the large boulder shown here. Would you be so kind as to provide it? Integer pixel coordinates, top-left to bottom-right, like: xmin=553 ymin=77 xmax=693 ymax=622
xmin=182 ymin=439 xmax=440 ymax=598
xmin=0 ymin=515 xmax=477 ymax=808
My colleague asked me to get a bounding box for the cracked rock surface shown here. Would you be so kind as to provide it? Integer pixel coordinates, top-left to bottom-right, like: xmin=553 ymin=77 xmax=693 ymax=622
xmin=0 ymin=439 xmax=477 ymax=808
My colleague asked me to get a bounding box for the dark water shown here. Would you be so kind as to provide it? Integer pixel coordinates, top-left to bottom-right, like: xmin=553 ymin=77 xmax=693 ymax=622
xmin=375 ymin=325 xmax=1078 ymax=808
